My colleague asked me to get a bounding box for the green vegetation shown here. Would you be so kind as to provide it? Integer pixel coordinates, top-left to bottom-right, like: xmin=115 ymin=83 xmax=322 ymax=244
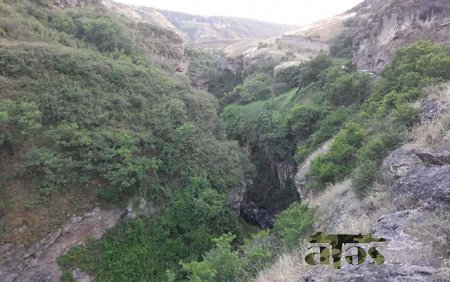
xmin=59 ymin=178 xmax=243 ymax=281
xmin=0 ymin=1 xmax=251 ymax=280
xmin=186 ymin=49 xmax=243 ymax=98
xmin=222 ymin=41 xmax=450 ymax=198
xmin=180 ymin=202 xmax=313 ymax=282
xmin=309 ymin=40 xmax=450 ymax=193
xmin=1 ymin=0 xmax=450 ymax=281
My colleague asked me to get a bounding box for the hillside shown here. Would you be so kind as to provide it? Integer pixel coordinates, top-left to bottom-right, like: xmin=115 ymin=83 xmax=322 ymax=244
xmin=158 ymin=10 xmax=297 ymax=42
xmin=0 ymin=0 xmax=449 ymax=281
xmin=102 ymin=0 xmax=296 ymax=44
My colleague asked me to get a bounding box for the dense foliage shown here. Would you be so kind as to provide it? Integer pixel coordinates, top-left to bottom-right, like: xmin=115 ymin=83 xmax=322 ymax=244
xmin=2 ymin=1 xmax=450 ymax=281
xmin=0 ymin=1 xmax=252 ymax=280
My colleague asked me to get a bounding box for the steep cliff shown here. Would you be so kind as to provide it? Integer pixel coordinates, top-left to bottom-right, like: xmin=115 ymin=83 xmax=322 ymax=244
xmin=351 ymin=0 xmax=450 ymax=72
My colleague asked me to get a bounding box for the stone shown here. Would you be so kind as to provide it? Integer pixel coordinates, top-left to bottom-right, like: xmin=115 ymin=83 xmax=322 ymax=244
xmin=72 ymin=268 xmax=91 ymax=282
xmin=299 ymin=210 xmax=441 ymax=282
xmin=392 ymin=165 xmax=450 ymax=211
xmin=381 ymin=148 xmax=423 ymax=179
xmin=240 ymin=202 xmax=274 ymax=229
xmin=352 ymin=0 xmax=450 ymax=73
xmin=415 ymin=146 xmax=450 ymax=166
xmin=418 ymin=100 xmax=450 ymax=124
xmin=0 ymin=207 xmax=122 ymax=282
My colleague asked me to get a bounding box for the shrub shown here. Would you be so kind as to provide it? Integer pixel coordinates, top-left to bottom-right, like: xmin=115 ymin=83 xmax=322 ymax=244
xmin=49 ymin=12 xmax=75 ymax=33
xmin=352 ymin=161 xmax=378 ymax=195
xmin=394 ymin=104 xmax=419 ymax=127
xmin=330 ymin=29 xmax=355 ymax=59
xmin=78 ymin=18 xmax=134 ymax=54
xmin=182 ymin=233 xmax=243 ymax=282
xmin=326 ymin=72 xmax=372 ymax=106
xmin=23 ymin=148 xmax=78 ymax=194
xmin=240 ymin=230 xmax=273 ymax=277
xmin=0 ymin=100 xmax=42 ymax=146
xmin=286 ymin=104 xmax=325 ymax=138
xmin=275 ymin=65 xmax=300 ymax=89
xmin=273 ymin=203 xmax=314 ymax=249
xmin=299 ymin=53 xmax=332 ymax=87
xmin=308 ymin=123 xmax=364 ymax=189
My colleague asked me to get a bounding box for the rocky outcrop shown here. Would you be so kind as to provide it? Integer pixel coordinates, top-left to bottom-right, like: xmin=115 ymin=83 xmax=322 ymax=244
xmin=278 ymin=35 xmax=329 ymax=52
xmin=240 ymin=202 xmax=274 ymax=229
xmin=53 ymin=0 xmax=87 ymax=8
xmin=299 ymin=96 xmax=450 ymax=281
xmin=381 ymin=147 xmax=423 ymax=179
xmin=418 ymin=99 xmax=450 ymax=124
xmin=415 ymin=147 xmax=450 ymax=165
xmin=0 ymin=207 xmax=122 ymax=282
xmin=300 ymin=210 xmax=443 ymax=282
xmin=392 ymin=158 xmax=450 ymax=211
xmin=351 ymin=0 xmax=450 ymax=72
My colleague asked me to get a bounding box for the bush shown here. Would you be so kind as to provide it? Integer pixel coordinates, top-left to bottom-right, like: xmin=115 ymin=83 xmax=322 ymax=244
xmin=274 ymin=65 xmax=300 ymax=89
xmin=49 ymin=12 xmax=75 ymax=33
xmin=299 ymin=53 xmax=332 ymax=87
xmin=352 ymin=161 xmax=378 ymax=195
xmin=78 ymin=18 xmax=134 ymax=54
xmin=394 ymin=104 xmax=419 ymax=127
xmin=182 ymin=233 xmax=243 ymax=282
xmin=240 ymin=230 xmax=273 ymax=277
xmin=0 ymin=100 xmax=42 ymax=147
xmin=286 ymin=104 xmax=325 ymax=138
xmin=308 ymin=123 xmax=364 ymax=189
xmin=23 ymin=148 xmax=77 ymax=194
xmin=273 ymin=202 xmax=314 ymax=249
xmin=326 ymin=72 xmax=372 ymax=106
xmin=330 ymin=30 xmax=355 ymax=59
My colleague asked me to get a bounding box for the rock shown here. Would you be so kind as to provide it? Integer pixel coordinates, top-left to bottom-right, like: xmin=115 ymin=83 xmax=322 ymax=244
xmin=240 ymin=202 xmax=274 ymax=229
xmin=415 ymin=146 xmax=450 ymax=165
xmin=392 ymin=165 xmax=450 ymax=211
xmin=72 ymin=268 xmax=91 ymax=282
xmin=418 ymin=100 xmax=450 ymax=124
xmin=53 ymin=0 xmax=86 ymax=8
xmin=351 ymin=0 xmax=450 ymax=73
xmin=0 ymin=207 xmax=122 ymax=282
xmin=381 ymin=148 xmax=423 ymax=179
xmin=299 ymin=210 xmax=441 ymax=282
xmin=228 ymin=182 xmax=249 ymax=212
xmin=123 ymin=198 xmax=158 ymax=219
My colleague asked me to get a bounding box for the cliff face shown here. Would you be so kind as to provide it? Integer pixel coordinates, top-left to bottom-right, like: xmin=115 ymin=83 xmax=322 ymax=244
xmin=351 ymin=0 xmax=450 ymax=72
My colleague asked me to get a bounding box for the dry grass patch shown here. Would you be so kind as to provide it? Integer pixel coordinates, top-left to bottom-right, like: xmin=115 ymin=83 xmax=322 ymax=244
xmin=254 ymin=246 xmax=309 ymax=282
xmin=423 ymin=82 xmax=450 ymax=104
xmin=407 ymin=82 xmax=450 ymax=149
xmin=407 ymin=208 xmax=450 ymax=257
xmin=407 ymin=113 xmax=450 ymax=149
xmin=307 ymin=179 xmax=395 ymax=234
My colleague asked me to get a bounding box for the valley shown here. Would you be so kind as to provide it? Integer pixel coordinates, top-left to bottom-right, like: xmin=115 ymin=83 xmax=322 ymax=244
xmin=0 ymin=0 xmax=449 ymax=281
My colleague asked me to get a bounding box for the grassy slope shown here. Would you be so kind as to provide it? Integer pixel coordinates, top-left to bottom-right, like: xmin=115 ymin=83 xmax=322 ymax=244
xmin=0 ymin=0 xmax=250 ymax=252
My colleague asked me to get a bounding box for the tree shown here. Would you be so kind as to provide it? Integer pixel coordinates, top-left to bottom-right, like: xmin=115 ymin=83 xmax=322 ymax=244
xmin=273 ymin=203 xmax=314 ymax=248
xmin=182 ymin=233 xmax=243 ymax=282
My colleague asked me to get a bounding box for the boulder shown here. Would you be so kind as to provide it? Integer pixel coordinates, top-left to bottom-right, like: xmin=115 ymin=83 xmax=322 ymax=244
xmin=418 ymin=100 xmax=450 ymax=124
xmin=392 ymin=165 xmax=450 ymax=211
xmin=299 ymin=210 xmax=441 ymax=282
xmin=415 ymin=146 xmax=450 ymax=166
xmin=240 ymin=202 xmax=274 ymax=229
xmin=381 ymin=148 xmax=423 ymax=179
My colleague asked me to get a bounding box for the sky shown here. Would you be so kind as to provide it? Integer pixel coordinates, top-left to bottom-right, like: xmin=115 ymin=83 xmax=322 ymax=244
xmin=113 ymin=0 xmax=364 ymax=26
